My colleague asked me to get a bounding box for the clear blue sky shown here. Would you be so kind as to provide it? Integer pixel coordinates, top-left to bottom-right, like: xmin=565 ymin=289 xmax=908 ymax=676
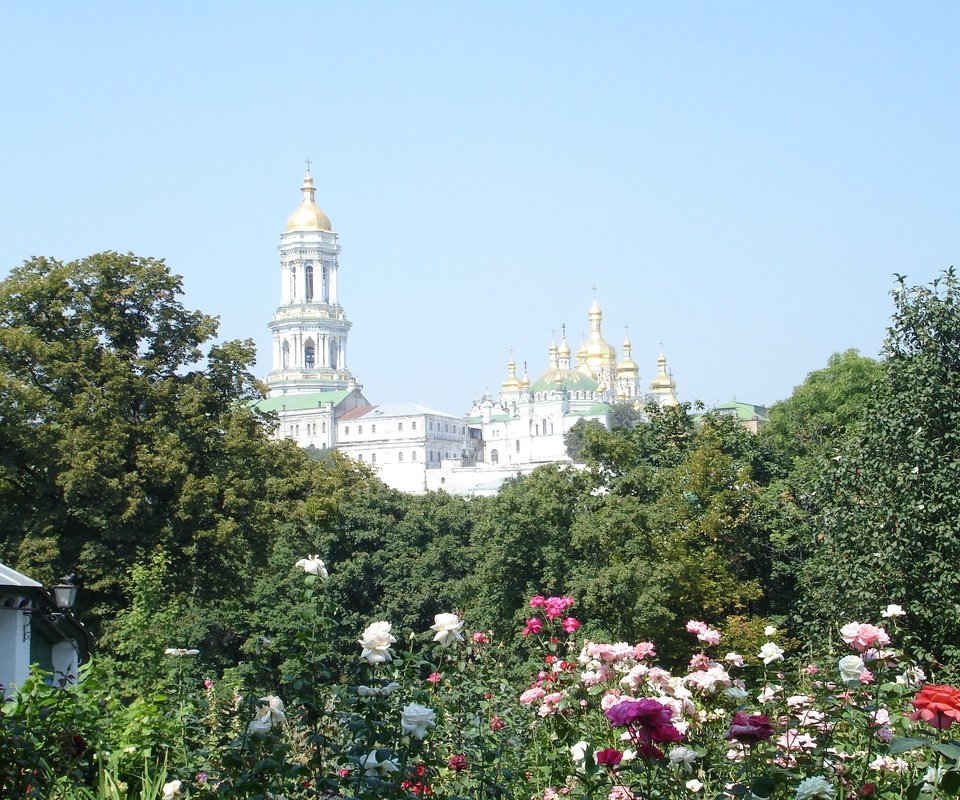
xmin=3 ymin=3 xmax=958 ymax=414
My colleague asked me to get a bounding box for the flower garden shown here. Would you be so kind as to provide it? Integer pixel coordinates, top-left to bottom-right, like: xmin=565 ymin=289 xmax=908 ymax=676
xmin=5 ymin=559 xmax=960 ymax=800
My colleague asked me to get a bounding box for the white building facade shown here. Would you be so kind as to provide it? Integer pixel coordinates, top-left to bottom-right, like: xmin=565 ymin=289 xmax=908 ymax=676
xmin=336 ymin=403 xmax=482 ymax=493
xmin=454 ymin=299 xmax=680 ymax=479
xmin=260 ymin=171 xmax=370 ymax=449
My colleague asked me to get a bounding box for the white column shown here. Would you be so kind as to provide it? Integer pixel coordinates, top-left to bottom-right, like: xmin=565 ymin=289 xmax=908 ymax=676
xmin=329 ymin=266 xmax=338 ymax=304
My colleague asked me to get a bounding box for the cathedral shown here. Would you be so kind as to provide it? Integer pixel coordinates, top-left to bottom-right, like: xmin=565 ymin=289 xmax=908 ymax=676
xmin=259 ymin=170 xmax=679 ymax=495
xmin=463 ymin=305 xmax=678 ymax=477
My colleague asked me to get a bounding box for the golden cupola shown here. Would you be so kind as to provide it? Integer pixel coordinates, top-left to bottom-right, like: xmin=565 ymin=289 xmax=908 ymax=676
xmin=617 ymin=331 xmax=639 ymax=377
xmin=584 ymin=298 xmax=617 ymax=368
xmin=649 ymin=351 xmax=679 ymax=406
xmin=518 ymin=362 xmax=531 ymax=389
xmin=286 ymin=172 xmax=333 ymax=232
xmin=501 ymin=356 xmax=521 ymax=392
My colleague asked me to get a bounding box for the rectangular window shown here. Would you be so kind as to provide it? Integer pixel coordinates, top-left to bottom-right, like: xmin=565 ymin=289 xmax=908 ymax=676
xmin=412 ymin=451 xmax=417 ymax=461
xmin=412 ymin=421 xmax=417 ymax=430
xmin=344 ymin=426 xmax=350 ymax=435
xmin=372 ymin=424 xmax=376 ymax=433
xmin=398 ymin=452 xmax=404 ymax=462
xmin=358 ymin=425 xmax=363 ymax=434
xmin=371 ymin=453 xmax=376 ymax=464
xmin=398 ymin=422 xmax=403 ymax=431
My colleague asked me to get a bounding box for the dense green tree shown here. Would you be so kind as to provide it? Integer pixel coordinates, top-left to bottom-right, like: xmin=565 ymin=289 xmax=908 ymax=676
xmin=761 ymin=349 xmax=882 ymax=466
xmin=0 ymin=253 xmax=308 ymax=647
xmin=465 ymin=465 xmax=586 ymax=642
xmin=801 ymin=272 xmax=960 ymax=665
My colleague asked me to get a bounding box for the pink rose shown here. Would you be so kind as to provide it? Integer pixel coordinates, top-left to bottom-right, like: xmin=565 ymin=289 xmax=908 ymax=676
xmin=523 ymin=618 xmax=543 ymax=636
xmin=839 ymin=622 xmax=891 ymax=652
xmin=519 ymin=687 xmax=546 ymax=704
xmin=634 ymin=641 xmax=657 ymax=659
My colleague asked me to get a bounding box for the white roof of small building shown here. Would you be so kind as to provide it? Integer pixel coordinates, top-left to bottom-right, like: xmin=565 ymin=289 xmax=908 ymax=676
xmin=0 ymin=563 xmax=42 ymax=589
xmin=353 ymin=402 xmax=463 ymax=419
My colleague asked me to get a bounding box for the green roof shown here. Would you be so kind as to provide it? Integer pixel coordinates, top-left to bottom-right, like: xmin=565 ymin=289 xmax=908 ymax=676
xmin=710 ymin=400 xmax=770 ymax=422
xmin=530 ymin=369 xmax=599 ymax=394
xmin=255 ymin=390 xmax=353 ymax=413
xmin=566 ymin=403 xmax=612 ymax=417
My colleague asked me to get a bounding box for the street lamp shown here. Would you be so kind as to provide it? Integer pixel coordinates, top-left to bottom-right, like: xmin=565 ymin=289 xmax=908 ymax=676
xmin=52 ymin=574 xmax=78 ymax=611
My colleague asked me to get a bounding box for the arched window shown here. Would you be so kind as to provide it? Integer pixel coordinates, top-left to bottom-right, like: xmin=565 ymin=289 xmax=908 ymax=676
xmin=330 ymin=338 xmax=340 ymax=370
xmin=322 ymin=421 xmax=326 ymax=433
xmin=371 ymin=453 xmax=376 ymax=464
xmin=542 ymin=419 xmax=548 ymax=435
xmin=282 ymin=341 xmax=290 ymax=369
xmin=358 ymin=453 xmax=363 ymax=461
xmin=304 ymin=264 xmax=314 ymax=301
xmin=534 ymin=424 xmax=539 ymax=436
xmin=398 ymin=452 xmax=404 ymax=462
xmin=412 ymin=451 xmax=417 ymax=461
xmin=304 ymin=340 xmax=315 ymax=369
xmin=491 ymin=449 xmax=499 ymax=465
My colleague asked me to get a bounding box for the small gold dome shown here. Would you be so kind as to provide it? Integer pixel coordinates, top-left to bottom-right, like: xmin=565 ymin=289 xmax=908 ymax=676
xmin=618 ymin=333 xmax=639 ymax=375
xmin=649 ymin=352 xmax=675 ymax=390
xmin=286 ymin=173 xmax=333 ymax=232
xmin=585 ymin=298 xmax=617 ymax=365
xmin=501 ymin=357 xmax=521 ymax=391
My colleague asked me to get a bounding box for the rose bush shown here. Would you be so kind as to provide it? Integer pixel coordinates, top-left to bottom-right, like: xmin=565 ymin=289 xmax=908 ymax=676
xmin=6 ymin=570 xmax=960 ymax=800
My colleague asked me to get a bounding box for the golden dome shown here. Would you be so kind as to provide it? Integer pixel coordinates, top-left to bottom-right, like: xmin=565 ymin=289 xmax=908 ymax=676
xmin=649 ymin=352 xmax=676 ymax=390
xmin=617 ymin=335 xmax=639 ymax=375
xmin=585 ymin=299 xmax=617 ymax=365
xmin=286 ymin=173 xmax=333 ymax=232
xmin=501 ymin=357 xmax=521 ymax=391
xmin=519 ymin=365 xmax=531 ymax=389
xmin=557 ymin=337 xmax=571 ymax=359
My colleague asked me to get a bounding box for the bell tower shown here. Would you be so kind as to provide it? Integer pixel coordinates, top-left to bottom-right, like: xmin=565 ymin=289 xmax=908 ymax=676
xmin=266 ymin=166 xmax=357 ymax=395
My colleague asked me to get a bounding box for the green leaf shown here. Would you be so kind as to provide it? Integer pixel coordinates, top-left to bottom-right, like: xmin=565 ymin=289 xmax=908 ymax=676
xmin=889 ymin=736 xmax=931 ymax=753
xmin=933 ymin=743 xmax=960 ymax=762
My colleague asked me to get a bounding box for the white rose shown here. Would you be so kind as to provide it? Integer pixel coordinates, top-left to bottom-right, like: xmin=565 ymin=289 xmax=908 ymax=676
xmin=248 ymin=695 xmax=285 ymax=734
xmin=429 ymin=612 xmax=465 ymax=647
xmin=838 ymin=655 xmax=866 ymax=683
xmin=881 ymin=604 xmax=905 ymax=618
xmin=669 ymin=746 xmax=697 ymax=773
xmin=162 ymin=780 xmax=183 ymax=800
xmin=359 ymin=750 xmax=400 ymax=776
xmin=757 ymin=642 xmax=784 ymax=665
xmin=295 ymin=555 xmax=328 ymax=578
xmin=764 ymin=625 xmax=778 ymax=636
xmin=400 ymin=702 xmax=436 ymax=739
xmin=795 ymin=775 xmax=834 ymax=800
xmin=359 ymin=621 xmax=396 ymax=664
xmin=686 ymin=779 xmax=704 ymax=793
xmin=570 ymin=740 xmax=590 ymax=765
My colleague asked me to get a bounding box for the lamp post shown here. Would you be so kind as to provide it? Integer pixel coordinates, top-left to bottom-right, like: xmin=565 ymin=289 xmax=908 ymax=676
xmin=52 ymin=574 xmax=78 ymax=612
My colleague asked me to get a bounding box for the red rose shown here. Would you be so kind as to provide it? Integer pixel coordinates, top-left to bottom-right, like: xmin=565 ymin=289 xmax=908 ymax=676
xmin=725 ymin=712 xmax=775 ymax=745
xmin=595 ymin=748 xmax=623 ymax=766
xmin=910 ymin=684 xmax=960 ymax=730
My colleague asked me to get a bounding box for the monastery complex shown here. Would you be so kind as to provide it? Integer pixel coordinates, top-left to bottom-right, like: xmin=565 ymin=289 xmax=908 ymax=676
xmin=257 ymin=171 xmax=687 ymax=495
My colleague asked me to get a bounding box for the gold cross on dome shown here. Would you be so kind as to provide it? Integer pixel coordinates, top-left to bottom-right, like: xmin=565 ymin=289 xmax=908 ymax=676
xmin=305 ymin=156 xmax=312 ymax=173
